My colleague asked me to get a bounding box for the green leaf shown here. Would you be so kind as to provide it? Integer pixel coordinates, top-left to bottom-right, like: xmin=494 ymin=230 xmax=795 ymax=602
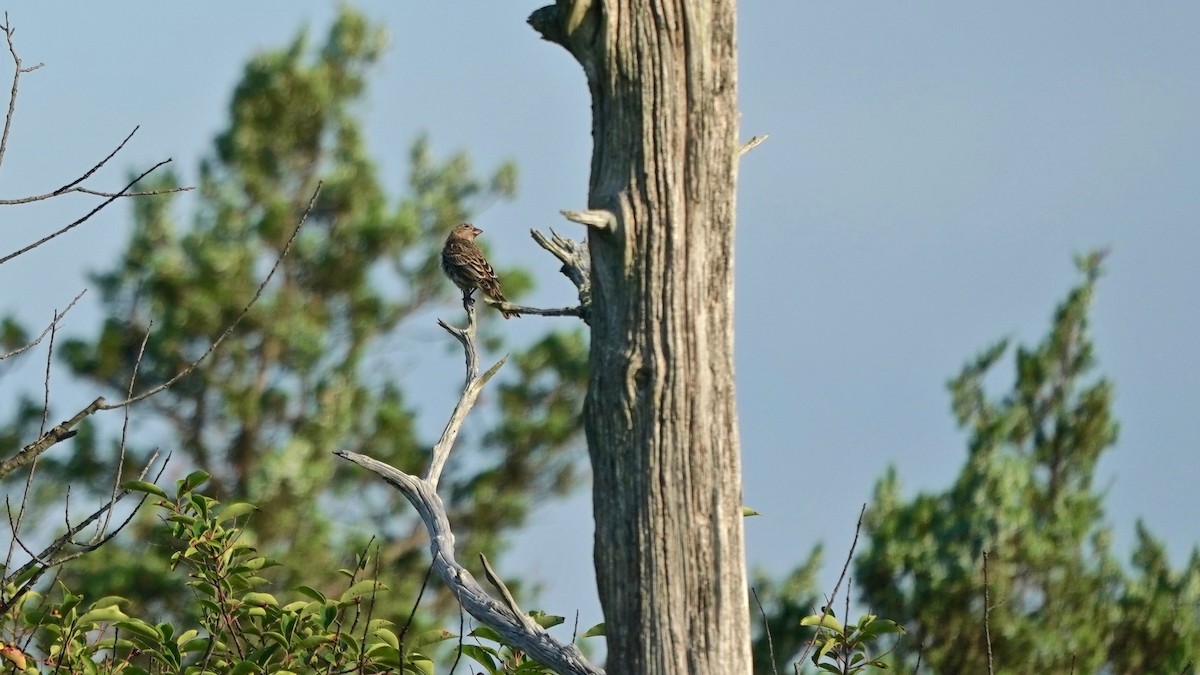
xmin=123 ymin=480 xmax=169 ymax=499
xmin=373 ymin=627 xmax=400 ymax=650
xmin=459 ymin=644 xmax=499 ymax=673
xmin=115 ymin=620 xmax=161 ymax=641
xmin=580 ymin=622 xmax=606 ymax=638
xmin=294 ymin=585 xmax=327 ymax=603
xmin=228 ymin=661 xmax=264 ymax=675
xmin=742 ymin=506 xmax=762 ymax=517
xmin=178 ymin=470 xmax=211 ymax=495
xmin=408 ymin=628 xmax=454 ymax=649
xmin=218 ymin=502 xmax=260 ymax=523
xmin=339 ymin=579 xmax=382 ymax=603
xmin=78 ymin=605 xmax=130 ymax=624
xmin=801 ymin=613 xmax=845 ymax=634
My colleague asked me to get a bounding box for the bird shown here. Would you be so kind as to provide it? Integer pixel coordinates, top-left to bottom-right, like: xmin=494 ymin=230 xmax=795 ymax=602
xmin=441 ymin=223 xmax=520 ymax=319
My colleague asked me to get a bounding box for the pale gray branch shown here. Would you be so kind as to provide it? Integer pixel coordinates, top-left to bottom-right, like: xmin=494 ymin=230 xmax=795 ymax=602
xmin=530 ymin=227 xmax=591 ymax=323
xmin=560 ymin=208 xmax=615 ymax=231
xmin=336 ymin=295 xmax=603 ymax=675
xmin=336 ymin=451 xmax=603 ymax=675
xmin=489 ymin=299 xmax=581 ymax=319
xmin=739 ymin=133 xmax=769 ymax=157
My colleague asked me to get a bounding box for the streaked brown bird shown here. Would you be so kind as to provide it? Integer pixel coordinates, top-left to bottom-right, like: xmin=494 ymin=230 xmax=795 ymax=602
xmin=441 ymin=223 xmax=520 ymax=319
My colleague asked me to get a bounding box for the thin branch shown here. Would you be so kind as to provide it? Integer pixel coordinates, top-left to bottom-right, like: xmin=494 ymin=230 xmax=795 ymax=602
xmin=490 ymin=299 xmax=581 ymax=318
xmin=983 ymin=550 xmax=995 ymax=675
xmin=100 ymin=182 xmax=322 ymax=409
xmin=101 ymin=320 xmax=153 ymax=537
xmin=751 ymin=587 xmax=780 ymax=675
xmin=0 ymin=182 xmax=193 ymax=205
xmin=0 ymin=450 xmax=167 ymax=614
xmin=396 ymin=560 xmax=436 ymax=664
xmin=739 ymin=133 xmax=769 ymax=157
xmin=0 ymin=289 xmax=86 ymax=361
xmin=0 ymin=125 xmax=192 ymax=204
xmin=0 ymin=397 xmax=104 ymax=480
xmin=0 ymin=158 xmax=172 ymax=266
xmin=798 ymin=504 xmax=867 ymax=667
xmin=53 ymin=126 xmax=138 ymax=195
xmin=0 ymin=14 xmax=43 ymax=175
xmin=450 ymin=603 xmax=465 ymax=675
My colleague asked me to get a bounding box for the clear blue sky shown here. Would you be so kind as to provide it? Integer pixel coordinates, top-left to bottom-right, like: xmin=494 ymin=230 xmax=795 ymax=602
xmin=1 ymin=3 xmax=1197 ymax=634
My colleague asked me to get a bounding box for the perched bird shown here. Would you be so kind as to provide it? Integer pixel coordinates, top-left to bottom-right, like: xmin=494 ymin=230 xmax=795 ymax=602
xmin=441 ymin=223 xmax=520 ymax=319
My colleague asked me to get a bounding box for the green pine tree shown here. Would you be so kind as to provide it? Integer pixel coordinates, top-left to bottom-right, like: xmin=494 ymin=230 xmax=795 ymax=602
xmin=854 ymin=252 xmax=1200 ymax=673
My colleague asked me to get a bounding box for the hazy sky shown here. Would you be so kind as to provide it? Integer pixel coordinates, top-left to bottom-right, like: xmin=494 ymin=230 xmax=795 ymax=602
xmin=1 ymin=3 xmax=1197 ymax=634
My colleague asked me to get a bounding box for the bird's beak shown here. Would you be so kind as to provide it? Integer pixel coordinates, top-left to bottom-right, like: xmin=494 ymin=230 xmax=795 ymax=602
xmin=472 ymin=226 xmax=483 ymax=236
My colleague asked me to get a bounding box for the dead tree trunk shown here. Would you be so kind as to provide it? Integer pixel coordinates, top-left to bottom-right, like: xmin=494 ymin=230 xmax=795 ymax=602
xmin=530 ymin=2 xmax=750 ymax=672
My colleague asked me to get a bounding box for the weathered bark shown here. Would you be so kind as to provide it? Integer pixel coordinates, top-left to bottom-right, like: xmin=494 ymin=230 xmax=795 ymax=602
xmin=530 ymin=2 xmax=749 ymax=673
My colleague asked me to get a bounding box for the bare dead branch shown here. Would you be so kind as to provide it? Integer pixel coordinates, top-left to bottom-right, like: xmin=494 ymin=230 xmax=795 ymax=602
xmin=490 ymin=299 xmax=581 ymax=318
xmin=0 ymin=14 xmax=43 ymax=175
xmin=337 ymin=295 xmax=603 ymax=675
xmin=100 ymin=182 xmax=322 ymax=410
xmin=0 ymin=289 xmax=86 ymax=362
xmin=0 ymin=158 xmax=173 ymax=266
xmin=336 ymin=451 xmax=602 ymax=675
xmin=739 ymin=133 xmax=769 ymax=157
xmin=0 ymin=397 xmax=103 ymax=480
xmin=531 ymin=228 xmax=589 ymax=290
xmin=480 ymin=552 xmax=530 ymax=628
xmin=428 ymin=299 xmax=507 ymax=487
xmin=101 ymin=320 xmax=153 ymax=536
xmin=560 ymin=208 xmax=614 ymax=232
xmin=529 ymin=227 xmax=590 ymax=323
xmin=0 ymin=126 xmax=195 ymax=205
xmin=52 ymin=126 xmax=138 ymax=196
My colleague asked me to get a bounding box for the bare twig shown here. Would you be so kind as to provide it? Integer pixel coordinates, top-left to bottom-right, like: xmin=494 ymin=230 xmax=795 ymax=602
xmin=983 ymin=550 xmax=994 ymax=675
xmin=336 ymin=298 xmax=602 ymax=675
xmin=0 ymin=14 xmax=43 ymax=175
xmin=0 ymin=158 xmax=172 ymax=266
xmin=101 ymin=320 xmax=153 ymax=537
xmin=0 ymin=289 xmax=86 ymax=362
xmin=100 ymin=182 xmax=322 ymax=409
xmin=0 ymin=450 xmax=167 ymax=614
xmin=52 ymin=126 xmax=138 ymax=196
xmin=397 ymin=560 xmax=436 ymax=664
xmin=751 ymin=587 xmax=780 ymax=675
xmin=798 ymin=504 xmax=867 ymax=667
xmin=739 ymin=133 xmax=769 ymax=157
xmin=0 ymin=125 xmax=193 ymax=205
xmin=450 ymin=603 xmax=466 ymax=675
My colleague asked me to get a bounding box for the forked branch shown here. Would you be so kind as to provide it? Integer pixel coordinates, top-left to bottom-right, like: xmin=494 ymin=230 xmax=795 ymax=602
xmin=337 ymin=297 xmax=603 ymax=675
